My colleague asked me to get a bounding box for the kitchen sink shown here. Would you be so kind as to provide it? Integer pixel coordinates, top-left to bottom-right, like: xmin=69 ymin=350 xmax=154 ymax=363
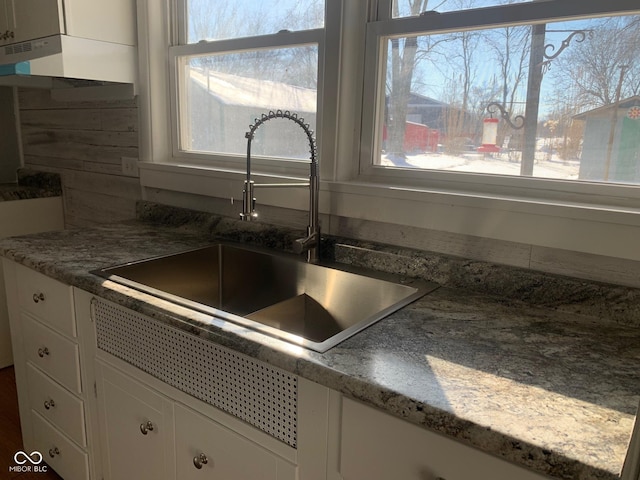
xmin=91 ymin=243 xmax=437 ymax=352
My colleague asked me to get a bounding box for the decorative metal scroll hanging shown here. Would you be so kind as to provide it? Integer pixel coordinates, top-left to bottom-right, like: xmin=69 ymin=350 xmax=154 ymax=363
xmin=486 ymin=102 xmax=525 ymax=130
xmin=540 ymin=29 xmax=592 ymax=74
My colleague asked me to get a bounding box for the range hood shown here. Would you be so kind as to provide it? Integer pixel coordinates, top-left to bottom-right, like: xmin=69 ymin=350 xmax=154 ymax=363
xmin=0 ymin=34 xmax=137 ymax=88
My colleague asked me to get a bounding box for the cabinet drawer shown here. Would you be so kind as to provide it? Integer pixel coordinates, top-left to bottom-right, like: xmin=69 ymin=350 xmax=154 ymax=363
xmin=31 ymin=410 xmax=89 ymax=480
xmin=175 ymin=403 xmax=296 ymax=480
xmin=22 ymin=314 xmax=82 ymax=394
xmin=17 ymin=265 xmax=75 ymax=338
xmin=27 ymin=362 xmax=86 ymax=447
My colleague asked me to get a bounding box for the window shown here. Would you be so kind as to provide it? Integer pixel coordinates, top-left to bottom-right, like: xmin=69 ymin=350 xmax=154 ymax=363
xmin=138 ymin=0 xmax=640 ymax=260
xmin=170 ymin=0 xmax=325 ymax=165
xmin=362 ymin=0 xmax=640 ymax=194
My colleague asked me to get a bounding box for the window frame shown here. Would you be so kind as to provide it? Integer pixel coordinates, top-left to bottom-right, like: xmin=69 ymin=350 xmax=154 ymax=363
xmin=168 ymin=30 xmax=324 ymax=176
xmin=161 ymin=0 xmax=338 ymax=179
xmin=358 ymin=0 xmax=640 ymax=208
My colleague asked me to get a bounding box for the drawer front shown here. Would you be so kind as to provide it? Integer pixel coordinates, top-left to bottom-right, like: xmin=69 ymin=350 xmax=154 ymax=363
xmin=27 ymin=362 xmax=86 ymax=447
xmin=23 ymin=314 xmax=82 ymax=394
xmin=175 ymin=403 xmax=295 ymax=480
xmin=17 ymin=264 xmax=75 ymax=338
xmin=341 ymin=398 xmax=547 ymax=480
xmin=31 ymin=410 xmax=89 ymax=480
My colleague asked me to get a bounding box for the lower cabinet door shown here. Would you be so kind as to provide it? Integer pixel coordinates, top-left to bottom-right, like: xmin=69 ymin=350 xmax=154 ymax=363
xmin=96 ymin=360 xmax=174 ymax=480
xmin=174 ymin=403 xmax=296 ymax=480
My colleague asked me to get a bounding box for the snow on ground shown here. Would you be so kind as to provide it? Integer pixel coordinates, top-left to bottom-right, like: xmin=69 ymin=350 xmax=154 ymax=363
xmin=381 ymin=151 xmax=580 ymax=180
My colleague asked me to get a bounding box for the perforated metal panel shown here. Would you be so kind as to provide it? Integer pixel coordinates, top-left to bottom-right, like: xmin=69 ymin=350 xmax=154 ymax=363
xmin=93 ymin=299 xmax=298 ymax=447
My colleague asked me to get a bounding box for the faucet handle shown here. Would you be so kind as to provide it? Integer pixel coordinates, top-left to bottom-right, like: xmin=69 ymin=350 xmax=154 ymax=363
xmin=292 ymin=238 xmax=307 ymax=254
xmin=293 ymin=230 xmax=319 ymax=254
xmin=240 ymin=180 xmax=258 ymax=221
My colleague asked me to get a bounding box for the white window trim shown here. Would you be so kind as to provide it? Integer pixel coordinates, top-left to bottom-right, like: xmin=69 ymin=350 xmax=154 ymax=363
xmin=136 ymin=0 xmax=640 ymax=262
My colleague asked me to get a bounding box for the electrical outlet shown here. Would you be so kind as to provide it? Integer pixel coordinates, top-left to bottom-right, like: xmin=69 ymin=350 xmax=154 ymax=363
xmin=121 ymin=157 xmax=139 ymax=177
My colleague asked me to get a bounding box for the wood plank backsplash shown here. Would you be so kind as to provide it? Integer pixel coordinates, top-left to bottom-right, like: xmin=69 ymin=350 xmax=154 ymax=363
xmin=18 ymin=88 xmax=141 ymax=228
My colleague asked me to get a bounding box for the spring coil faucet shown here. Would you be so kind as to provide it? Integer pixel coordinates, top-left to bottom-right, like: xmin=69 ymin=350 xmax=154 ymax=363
xmin=240 ymin=110 xmax=320 ymax=263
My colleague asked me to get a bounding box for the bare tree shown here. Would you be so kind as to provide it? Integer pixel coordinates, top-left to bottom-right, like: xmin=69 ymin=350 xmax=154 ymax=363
xmin=552 ymin=16 xmax=640 ymax=110
xmin=436 ymin=28 xmax=481 ymax=153
xmin=386 ymin=0 xmax=430 ymax=159
xmin=484 ymin=25 xmax=530 ymax=117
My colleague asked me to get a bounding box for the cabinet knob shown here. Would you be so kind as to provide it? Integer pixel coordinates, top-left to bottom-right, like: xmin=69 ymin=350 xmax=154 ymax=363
xmin=32 ymin=292 xmax=45 ymax=303
xmin=48 ymin=447 xmax=60 ymax=458
xmin=140 ymin=420 xmax=155 ymax=435
xmin=38 ymin=347 xmax=50 ymax=358
xmin=44 ymin=398 xmax=56 ymax=410
xmin=193 ymin=453 xmax=209 ymax=469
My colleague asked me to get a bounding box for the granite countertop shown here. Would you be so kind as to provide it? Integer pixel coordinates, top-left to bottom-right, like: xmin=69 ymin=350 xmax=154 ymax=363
xmin=0 ymin=169 xmax=62 ymax=201
xmin=1 ymin=204 xmax=638 ymax=480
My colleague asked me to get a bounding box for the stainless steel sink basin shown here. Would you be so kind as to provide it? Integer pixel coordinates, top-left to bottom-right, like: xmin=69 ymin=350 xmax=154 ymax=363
xmin=91 ymin=243 xmax=437 ymax=352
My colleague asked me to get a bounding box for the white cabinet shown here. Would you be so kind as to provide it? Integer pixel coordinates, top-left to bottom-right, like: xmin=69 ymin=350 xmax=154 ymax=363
xmin=340 ymin=397 xmax=549 ymax=480
xmin=3 ymin=260 xmax=98 ymax=480
xmin=0 ymin=196 xmax=65 ymax=368
xmin=0 ymin=0 xmax=136 ymax=84
xmin=175 ymin=403 xmax=295 ymax=480
xmin=1 ymin=0 xmax=63 ymax=46
xmin=27 ymin=363 xmax=86 ymax=447
xmin=32 ymin=409 xmax=90 ymax=480
xmin=95 ymin=358 xmax=297 ymax=480
xmin=96 ymin=360 xmax=174 ymax=480
xmin=0 ymin=0 xmax=135 ymax=47
xmin=17 ymin=263 xmax=75 ymax=337
xmin=22 ymin=314 xmax=81 ymax=393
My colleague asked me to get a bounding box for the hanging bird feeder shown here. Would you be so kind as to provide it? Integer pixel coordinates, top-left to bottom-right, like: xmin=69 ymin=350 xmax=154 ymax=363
xmin=477 ymin=117 xmax=500 ymax=153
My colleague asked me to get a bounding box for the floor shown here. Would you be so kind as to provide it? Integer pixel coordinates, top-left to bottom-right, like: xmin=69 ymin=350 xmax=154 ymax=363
xmin=0 ymin=366 xmax=62 ymax=480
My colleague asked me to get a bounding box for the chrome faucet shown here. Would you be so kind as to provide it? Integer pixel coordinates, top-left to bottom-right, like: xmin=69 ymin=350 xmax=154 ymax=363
xmin=240 ymin=110 xmax=320 ymax=263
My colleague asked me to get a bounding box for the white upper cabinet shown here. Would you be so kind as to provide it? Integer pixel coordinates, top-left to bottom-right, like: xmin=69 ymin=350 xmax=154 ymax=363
xmin=62 ymin=0 xmax=135 ymax=46
xmin=6 ymin=0 xmax=63 ymax=45
xmin=0 ymin=0 xmax=136 ymax=47
xmin=0 ymin=0 xmax=136 ymax=84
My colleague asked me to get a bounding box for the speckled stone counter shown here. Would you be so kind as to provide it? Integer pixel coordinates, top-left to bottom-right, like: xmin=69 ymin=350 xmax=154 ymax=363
xmin=0 ymin=169 xmax=62 ymax=201
xmin=1 ymin=205 xmax=638 ymax=480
